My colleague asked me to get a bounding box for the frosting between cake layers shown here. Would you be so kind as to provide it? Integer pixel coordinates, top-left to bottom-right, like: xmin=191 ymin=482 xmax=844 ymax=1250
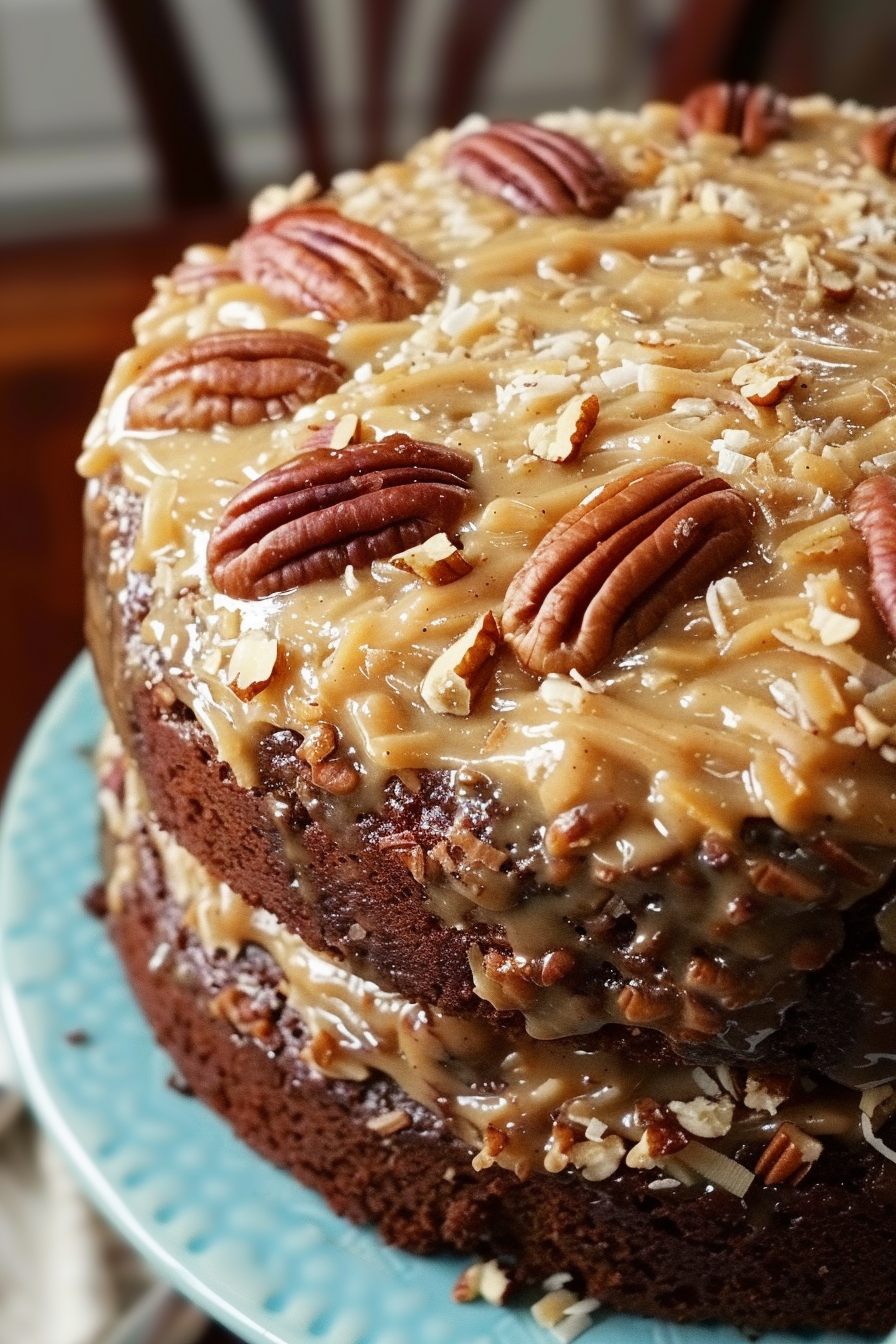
xmin=100 ymin=732 xmax=895 ymax=1189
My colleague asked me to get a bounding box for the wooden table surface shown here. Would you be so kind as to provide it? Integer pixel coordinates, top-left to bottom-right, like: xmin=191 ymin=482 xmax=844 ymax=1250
xmin=0 ymin=208 xmax=253 ymax=1335
xmin=0 ymin=210 xmax=244 ymax=791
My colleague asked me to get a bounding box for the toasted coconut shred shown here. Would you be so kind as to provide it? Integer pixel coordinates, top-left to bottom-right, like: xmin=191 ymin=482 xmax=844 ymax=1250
xmin=85 ymin=88 xmax=896 ymax=1325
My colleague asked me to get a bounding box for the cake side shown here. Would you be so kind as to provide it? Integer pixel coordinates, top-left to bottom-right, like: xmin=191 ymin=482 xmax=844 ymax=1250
xmin=86 ymin=472 xmax=896 ymax=1085
xmin=102 ymin=801 xmax=896 ymax=1334
xmin=79 ymin=86 xmax=896 ymax=1333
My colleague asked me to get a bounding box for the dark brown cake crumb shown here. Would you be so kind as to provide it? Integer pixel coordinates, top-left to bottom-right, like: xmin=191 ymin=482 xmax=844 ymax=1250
xmin=105 ymin=826 xmax=896 ymax=1336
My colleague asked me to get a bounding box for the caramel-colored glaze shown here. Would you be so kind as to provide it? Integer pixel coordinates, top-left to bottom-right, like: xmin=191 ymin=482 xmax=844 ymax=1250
xmin=82 ymin=98 xmax=896 ymax=1054
xmin=102 ymin=745 xmax=874 ymax=1186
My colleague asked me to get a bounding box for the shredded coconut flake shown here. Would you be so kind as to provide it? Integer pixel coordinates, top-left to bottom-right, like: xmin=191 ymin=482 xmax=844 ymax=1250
xmin=601 ymin=359 xmax=641 ymax=391
xmin=861 ymin=1111 xmax=896 ymax=1165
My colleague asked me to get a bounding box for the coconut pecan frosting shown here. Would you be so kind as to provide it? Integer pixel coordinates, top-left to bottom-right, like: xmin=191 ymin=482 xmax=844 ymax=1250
xmin=81 ymin=91 xmax=896 ymax=1065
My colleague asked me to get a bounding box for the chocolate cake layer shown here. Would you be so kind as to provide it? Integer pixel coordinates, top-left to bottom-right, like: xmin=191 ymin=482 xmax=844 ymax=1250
xmin=87 ymin=479 xmax=896 ymax=1082
xmin=105 ymin=820 xmax=896 ymax=1335
xmin=79 ymin=95 xmax=896 ymax=1335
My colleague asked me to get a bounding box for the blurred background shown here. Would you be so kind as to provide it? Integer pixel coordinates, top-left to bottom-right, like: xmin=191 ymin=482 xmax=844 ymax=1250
xmin=1 ymin=2 xmax=896 ymax=1340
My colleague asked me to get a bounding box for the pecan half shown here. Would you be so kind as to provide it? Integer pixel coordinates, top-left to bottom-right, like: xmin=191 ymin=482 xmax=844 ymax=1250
xmin=502 ymin=462 xmax=753 ymax=677
xmin=208 ymin=434 xmax=473 ymax=598
xmin=446 ymin=121 xmax=624 ymax=217
xmin=848 ymin=475 xmax=896 ymax=643
xmin=168 ymin=257 xmax=240 ymax=294
xmin=127 ymin=330 xmax=346 ymax=431
xmin=679 ymin=82 xmax=790 ymax=155
xmin=861 ymin=117 xmax=896 ymax=174
xmin=237 ymin=207 xmax=441 ymax=322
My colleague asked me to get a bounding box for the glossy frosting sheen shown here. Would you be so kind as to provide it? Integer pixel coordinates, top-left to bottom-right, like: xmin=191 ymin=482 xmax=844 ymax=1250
xmin=80 ymin=98 xmax=896 ymax=875
xmin=101 ymin=746 xmax=877 ymax=1185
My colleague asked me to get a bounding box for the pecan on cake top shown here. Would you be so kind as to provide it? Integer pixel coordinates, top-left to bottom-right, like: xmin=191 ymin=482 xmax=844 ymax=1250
xmin=81 ymin=96 xmax=896 ymax=889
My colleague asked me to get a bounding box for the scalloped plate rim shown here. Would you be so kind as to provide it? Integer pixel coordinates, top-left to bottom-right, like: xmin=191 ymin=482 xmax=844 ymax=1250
xmin=0 ymin=652 xmax=878 ymax=1344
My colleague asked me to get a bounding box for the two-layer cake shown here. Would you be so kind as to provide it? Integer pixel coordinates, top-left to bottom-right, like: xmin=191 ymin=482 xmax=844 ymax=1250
xmin=79 ymin=85 xmax=896 ymax=1333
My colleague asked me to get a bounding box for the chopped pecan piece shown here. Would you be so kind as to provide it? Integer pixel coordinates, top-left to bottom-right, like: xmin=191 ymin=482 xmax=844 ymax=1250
xmin=420 ymin=612 xmax=501 ymax=715
xmin=679 ymin=992 xmax=724 ymax=1039
xmin=502 ymin=463 xmax=753 ymax=677
xmin=447 ymin=818 xmax=506 ymax=871
xmin=471 ymin=1124 xmax=508 ymax=1171
xmin=480 ymin=949 xmax=536 ymax=1007
xmin=747 ymin=858 xmax=825 ymax=902
xmin=377 ymin=833 xmax=426 ymax=883
xmin=754 ymin=1122 xmax=822 ymax=1185
xmin=544 ymin=800 xmax=628 ymax=857
xmin=617 ymin=984 xmax=674 ymax=1024
xmin=861 ymin=116 xmax=896 ymax=174
xmin=731 ymin=348 xmax=799 ymax=406
xmin=127 ymin=330 xmax=345 ymax=431
xmin=452 ymin=1264 xmax=483 ymax=1304
xmin=390 ymin=532 xmax=473 ymax=584
xmin=296 ymin=722 xmax=338 ymax=765
xmin=531 ymin=948 xmax=576 ymax=987
xmin=226 ymin=631 xmax=280 ymax=701
xmin=209 ymin=985 xmax=277 ymax=1041
xmin=238 ymin=207 xmax=441 ymax=322
xmin=532 ymin=393 xmax=601 ymax=463
xmin=683 ymin=955 xmax=743 ymax=1001
xmin=208 ymin=434 xmax=473 ymax=599
xmin=628 ymin=1099 xmax=689 ymax=1163
xmin=743 ymin=1070 xmax=794 ymax=1114
xmin=446 ymin=121 xmax=624 ymax=217
xmin=848 ymin=476 xmax=896 ymax=643
xmin=308 ymin=757 xmax=359 ymax=796
xmin=679 ymin=82 xmax=790 ymax=155
xmin=806 ymin=834 xmax=875 ymax=887
xmin=297 ymin=722 xmax=359 ymax=795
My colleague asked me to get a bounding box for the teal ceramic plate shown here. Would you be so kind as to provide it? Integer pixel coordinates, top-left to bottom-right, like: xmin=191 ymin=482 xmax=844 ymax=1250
xmin=0 ymin=654 xmax=871 ymax=1344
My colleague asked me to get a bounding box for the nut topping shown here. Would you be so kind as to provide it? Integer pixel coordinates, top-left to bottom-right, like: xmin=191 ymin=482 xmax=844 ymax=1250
xmin=754 ymin=1122 xmax=822 ymax=1185
xmin=208 ymin=435 xmax=473 ymax=599
xmin=679 ymin=82 xmax=790 ymax=155
xmin=626 ymin=1099 xmax=689 ymax=1166
xmin=543 ymin=800 xmax=627 ymax=857
xmin=296 ymin=721 xmax=359 ymax=795
xmin=731 ymin=345 xmax=800 ymax=406
xmin=390 ymin=532 xmax=473 ymax=584
xmin=502 ymin=462 xmax=754 ymax=678
xmin=747 ymin=858 xmax=825 ymax=902
xmin=127 ymin=330 xmax=346 ymax=431
xmin=861 ymin=116 xmax=896 ymax=174
xmin=238 ymin=207 xmax=441 ymax=322
xmin=848 ymin=475 xmax=896 ymax=643
xmin=226 ymin=631 xmax=280 ymax=701
xmin=530 ymin=393 xmax=600 ymax=463
xmin=446 ymin=121 xmax=624 ymax=217
xmin=420 ymin=611 xmax=502 ymax=716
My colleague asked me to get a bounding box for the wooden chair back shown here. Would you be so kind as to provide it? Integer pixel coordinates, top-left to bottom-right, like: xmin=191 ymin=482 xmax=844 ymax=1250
xmin=94 ymin=0 xmax=523 ymax=209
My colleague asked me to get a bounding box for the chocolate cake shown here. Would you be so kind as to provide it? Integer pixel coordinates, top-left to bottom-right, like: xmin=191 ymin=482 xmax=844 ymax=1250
xmin=80 ymin=85 xmax=896 ymax=1335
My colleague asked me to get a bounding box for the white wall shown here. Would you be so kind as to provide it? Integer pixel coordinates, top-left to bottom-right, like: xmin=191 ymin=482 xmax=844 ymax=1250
xmin=0 ymin=0 xmax=679 ymax=238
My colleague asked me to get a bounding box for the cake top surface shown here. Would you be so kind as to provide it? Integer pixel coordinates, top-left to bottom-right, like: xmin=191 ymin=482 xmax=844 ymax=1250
xmin=80 ymin=91 xmax=896 ymax=876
